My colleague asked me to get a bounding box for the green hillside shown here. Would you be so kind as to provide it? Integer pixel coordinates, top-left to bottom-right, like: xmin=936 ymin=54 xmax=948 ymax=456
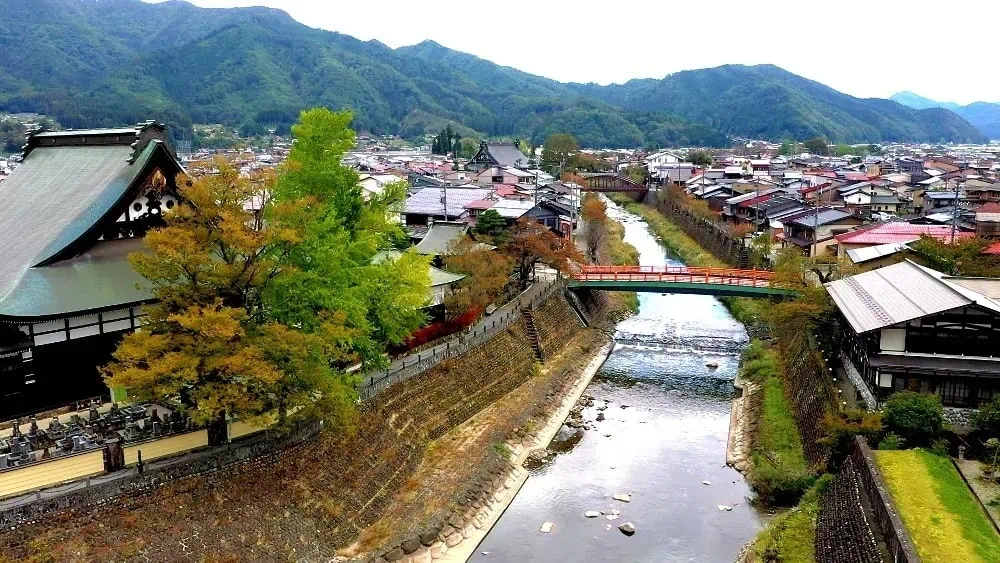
xmin=0 ymin=0 xmax=988 ymax=146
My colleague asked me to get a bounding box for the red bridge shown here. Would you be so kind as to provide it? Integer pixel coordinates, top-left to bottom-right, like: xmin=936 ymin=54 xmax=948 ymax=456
xmin=569 ymin=265 xmax=795 ymax=297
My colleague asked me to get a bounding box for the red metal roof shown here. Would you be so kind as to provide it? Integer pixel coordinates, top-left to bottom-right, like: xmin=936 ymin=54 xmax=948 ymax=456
xmin=464 ymin=199 xmax=495 ymax=210
xmin=977 ymin=202 xmax=1000 ymax=213
xmin=984 ymin=241 xmax=1000 ymax=255
xmin=835 ymin=222 xmax=975 ymax=245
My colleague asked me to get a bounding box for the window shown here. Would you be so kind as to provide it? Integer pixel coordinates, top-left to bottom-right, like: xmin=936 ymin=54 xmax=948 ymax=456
xmin=492 ymin=176 xmax=504 ymax=183
xmin=936 ymin=379 xmax=970 ymax=407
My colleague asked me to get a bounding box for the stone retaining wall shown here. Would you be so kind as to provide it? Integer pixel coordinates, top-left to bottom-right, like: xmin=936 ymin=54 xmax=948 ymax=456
xmin=362 ymin=343 xmax=614 ymax=563
xmin=533 ymin=293 xmax=585 ymax=360
xmin=850 ymin=437 xmax=920 ymax=563
xmin=815 ymin=459 xmax=884 ymax=563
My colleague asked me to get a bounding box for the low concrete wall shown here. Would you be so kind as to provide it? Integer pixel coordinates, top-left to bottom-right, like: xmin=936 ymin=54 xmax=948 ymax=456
xmin=123 ymin=429 xmax=209 ymax=466
xmin=0 ymin=450 xmax=104 ymax=500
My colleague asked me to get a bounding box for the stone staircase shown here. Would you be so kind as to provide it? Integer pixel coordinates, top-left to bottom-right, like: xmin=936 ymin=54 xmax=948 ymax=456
xmin=521 ymin=308 xmax=543 ymax=361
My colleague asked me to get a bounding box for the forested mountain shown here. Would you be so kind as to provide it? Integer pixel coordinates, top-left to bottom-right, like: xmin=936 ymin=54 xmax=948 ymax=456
xmin=570 ymin=66 xmax=986 ymax=143
xmin=891 ymin=92 xmax=1000 ymax=140
xmin=0 ymin=0 xmax=988 ymax=147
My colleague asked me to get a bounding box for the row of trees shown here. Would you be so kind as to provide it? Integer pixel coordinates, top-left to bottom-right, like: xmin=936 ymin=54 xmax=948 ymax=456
xmin=103 ymin=109 xmax=431 ymax=431
xmin=430 ymin=125 xmax=477 ymax=158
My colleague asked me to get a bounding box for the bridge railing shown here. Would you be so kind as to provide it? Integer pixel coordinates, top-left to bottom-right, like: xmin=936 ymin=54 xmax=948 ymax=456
xmin=576 ymin=265 xmax=776 ymax=288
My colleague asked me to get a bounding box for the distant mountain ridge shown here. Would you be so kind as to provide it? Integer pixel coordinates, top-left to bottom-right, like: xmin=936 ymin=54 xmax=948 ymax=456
xmin=0 ymin=0 xmax=987 ymax=146
xmin=891 ymin=91 xmax=1000 ymax=139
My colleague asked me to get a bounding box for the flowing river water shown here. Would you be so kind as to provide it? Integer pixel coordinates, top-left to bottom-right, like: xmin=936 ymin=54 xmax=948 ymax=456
xmin=469 ymin=201 xmax=768 ymax=562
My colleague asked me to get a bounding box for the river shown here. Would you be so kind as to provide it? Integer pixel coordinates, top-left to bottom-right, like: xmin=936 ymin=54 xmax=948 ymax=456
xmin=469 ymin=201 xmax=767 ymax=562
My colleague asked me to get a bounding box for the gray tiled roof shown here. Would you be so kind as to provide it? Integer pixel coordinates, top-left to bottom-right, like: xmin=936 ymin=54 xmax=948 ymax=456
xmin=486 ymin=144 xmax=528 ymax=168
xmin=414 ymin=222 xmax=469 ymax=256
xmin=0 ymin=142 xmax=161 ymax=318
xmin=0 ymin=239 xmax=151 ymax=318
xmin=787 ymin=208 xmax=854 ymax=228
xmin=404 ymin=187 xmax=491 ymax=218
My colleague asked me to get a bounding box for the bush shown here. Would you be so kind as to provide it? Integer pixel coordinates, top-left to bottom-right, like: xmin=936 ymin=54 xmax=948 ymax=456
xmin=929 ymin=438 xmax=951 ymax=457
xmin=820 ymin=409 xmax=883 ymax=460
xmin=878 ymin=432 xmax=906 ymax=450
xmin=750 ymin=462 xmax=817 ymax=505
xmin=972 ymin=397 xmax=1000 ymax=438
xmin=883 ymin=391 xmax=944 ymax=446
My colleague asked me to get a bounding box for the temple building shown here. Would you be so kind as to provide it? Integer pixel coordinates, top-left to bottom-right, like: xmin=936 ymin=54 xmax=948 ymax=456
xmin=827 ymin=260 xmax=1000 ymax=410
xmin=466 ymin=141 xmax=529 ymax=171
xmin=0 ymin=123 xmax=184 ymax=419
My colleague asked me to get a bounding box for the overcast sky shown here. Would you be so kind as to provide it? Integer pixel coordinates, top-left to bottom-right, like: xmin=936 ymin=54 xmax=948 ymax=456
xmin=150 ymin=0 xmax=998 ymax=105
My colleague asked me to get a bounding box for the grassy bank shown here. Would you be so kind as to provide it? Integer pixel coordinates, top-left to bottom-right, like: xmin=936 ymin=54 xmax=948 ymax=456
xmin=751 ymin=476 xmax=831 ymax=563
xmin=608 ymin=195 xmax=763 ymax=326
xmin=741 ymin=340 xmax=815 ymax=504
xmin=875 ymin=449 xmax=1000 ymax=562
xmin=605 ymin=219 xmax=640 ymax=312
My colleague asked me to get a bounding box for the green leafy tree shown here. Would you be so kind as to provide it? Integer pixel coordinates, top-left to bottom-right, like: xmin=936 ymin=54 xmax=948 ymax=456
xmin=458 ymin=137 xmax=479 ymax=159
xmin=541 ymin=133 xmax=580 ymax=176
xmin=687 ymin=149 xmax=713 ymax=167
xmin=883 ymin=391 xmax=945 ymax=446
xmin=804 ymin=137 xmax=830 ymax=156
xmin=473 ymin=209 xmax=507 ymax=240
xmin=779 ymin=140 xmax=795 ymax=156
xmin=972 ymin=396 xmax=1000 ymax=438
xmin=909 ymin=235 xmax=1000 ymax=277
xmin=104 ymin=109 xmax=430 ymax=431
xmin=624 ymin=165 xmax=648 ymax=186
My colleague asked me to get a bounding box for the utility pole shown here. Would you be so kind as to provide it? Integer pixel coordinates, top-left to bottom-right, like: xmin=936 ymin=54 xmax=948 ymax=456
xmin=950 ymin=181 xmax=963 ymax=244
xmin=813 ymin=185 xmax=820 ymax=258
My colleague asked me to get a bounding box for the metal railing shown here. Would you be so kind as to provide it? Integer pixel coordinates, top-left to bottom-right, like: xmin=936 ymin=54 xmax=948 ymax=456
xmin=575 ymin=265 xmax=776 ymax=288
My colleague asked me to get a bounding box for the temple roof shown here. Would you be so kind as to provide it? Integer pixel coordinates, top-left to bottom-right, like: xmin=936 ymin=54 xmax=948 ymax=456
xmin=0 ymin=123 xmax=179 ymax=319
xmin=0 ymin=239 xmax=151 ymax=318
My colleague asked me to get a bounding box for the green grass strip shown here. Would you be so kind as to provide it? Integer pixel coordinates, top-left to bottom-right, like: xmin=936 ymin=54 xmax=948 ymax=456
xmin=875 ymin=449 xmax=1000 ymax=562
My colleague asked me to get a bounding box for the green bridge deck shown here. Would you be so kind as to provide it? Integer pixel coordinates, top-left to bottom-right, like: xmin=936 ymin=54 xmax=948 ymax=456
xmin=568 ymin=279 xmax=798 ymax=298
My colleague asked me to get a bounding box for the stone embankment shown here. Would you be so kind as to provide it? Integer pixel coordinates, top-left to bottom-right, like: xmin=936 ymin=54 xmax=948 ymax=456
xmin=727 ymin=374 xmax=758 ymax=474
xmin=355 ymin=294 xmax=616 ymax=563
xmin=0 ymin=290 xmax=611 ymax=562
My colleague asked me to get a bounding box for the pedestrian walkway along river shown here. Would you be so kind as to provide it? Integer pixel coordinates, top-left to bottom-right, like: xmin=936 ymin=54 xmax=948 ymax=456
xmin=469 ymin=200 xmax=767 ymax=562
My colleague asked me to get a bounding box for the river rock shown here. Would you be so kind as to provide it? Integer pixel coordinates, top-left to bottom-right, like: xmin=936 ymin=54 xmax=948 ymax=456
xmin=702 ymin=480 xmax=711 ymax=486
xmin=596 ymin=412 xmax=605 ymax=421
xmin=619 ymin=522 xmax=636 ymax=536
xmin=717 ymin=505 xmax=733 ymax=511
xmin=611 ymin=508 xmax=620 ymax=516
xmin=585 ymin=511 xmax=601 ymax=518
xmin=613 ymin=493 xmax=631 ymax=502
xmin=401 ymin=535 xmax=421 ymax=554
xmin=605 ymin=513 xmax=619 ymax=521
xmin=539 ymin=522 xmax=554 ymax=533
